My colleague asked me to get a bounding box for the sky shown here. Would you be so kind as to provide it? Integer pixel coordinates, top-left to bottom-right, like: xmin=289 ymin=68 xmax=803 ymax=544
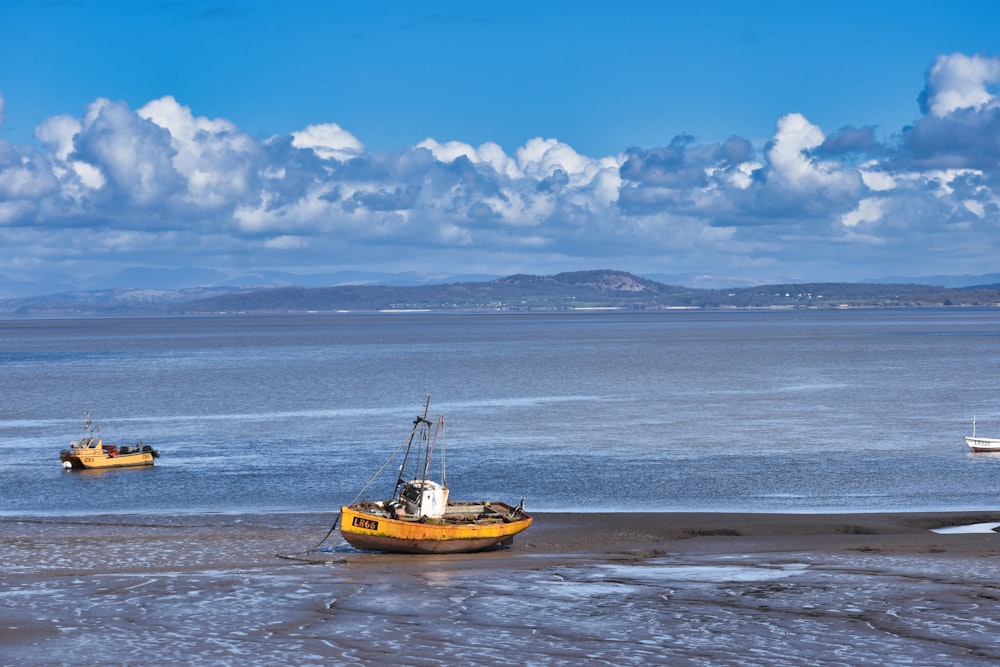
xmin=1 ymin=1 xmax=1000 ymax=295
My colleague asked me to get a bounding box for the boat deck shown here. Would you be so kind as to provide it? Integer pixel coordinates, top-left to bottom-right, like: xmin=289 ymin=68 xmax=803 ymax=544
xmin=351 ymin=501 xmax=523 ymax=525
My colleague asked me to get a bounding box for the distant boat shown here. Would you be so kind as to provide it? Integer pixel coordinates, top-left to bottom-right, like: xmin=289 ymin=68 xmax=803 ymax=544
xmin=60 ymin=414 xmax=160 ymax=469
xmin=965 ymin=419 xmax=1000 ymax=453
xmin=340 ymin=397 xmax=532 ymax=554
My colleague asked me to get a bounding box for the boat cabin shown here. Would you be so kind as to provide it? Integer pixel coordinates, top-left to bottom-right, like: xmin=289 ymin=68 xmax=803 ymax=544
xmin=398 ymin=480 xmax=450 ymax=519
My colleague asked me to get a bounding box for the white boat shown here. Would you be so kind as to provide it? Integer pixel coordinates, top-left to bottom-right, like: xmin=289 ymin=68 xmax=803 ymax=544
xmin=965 ymin=419 xmax=1000 ymax=453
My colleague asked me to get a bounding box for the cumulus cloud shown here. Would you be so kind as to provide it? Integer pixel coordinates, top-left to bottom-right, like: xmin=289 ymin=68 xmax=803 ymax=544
xmin=2 ymin=52 xmax=1000 ymax=293
xmin=919 ymin=53 xmax=1000 ymax=117
xmin=416 ymin=138 xmax=520 ymax=179
xmin=897 ymin=53 xmax=1000 ymax=173
xmin=291 ymin=122 xmax=364 ymax=161
xmin=765 ymin=113 xmax=862 ymax=194
xmin=72 ymin=98 xmax=184 ymax=208
xmin=139 ymin=96 xmax=259 ymax=208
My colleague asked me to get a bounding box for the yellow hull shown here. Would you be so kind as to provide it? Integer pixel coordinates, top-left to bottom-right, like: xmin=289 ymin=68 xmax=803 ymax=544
xmin=61 ymin=451 xmax=156 ymax=469
xmin=340 ymin=502 xmax=532 ymax=554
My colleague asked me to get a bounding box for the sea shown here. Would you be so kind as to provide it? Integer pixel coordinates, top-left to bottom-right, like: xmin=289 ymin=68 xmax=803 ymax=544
xmin=4 ymin=308 xmax=1000 ymax=666
xmin=2 ymin=307 xmax=1000 ymax=516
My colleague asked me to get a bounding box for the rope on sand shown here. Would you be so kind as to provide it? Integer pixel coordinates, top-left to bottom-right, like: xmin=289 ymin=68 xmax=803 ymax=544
xmin=280 ymin=427 xmax=415 ymax=558
xmin=275 ymin=552 xmax=346 ymax=564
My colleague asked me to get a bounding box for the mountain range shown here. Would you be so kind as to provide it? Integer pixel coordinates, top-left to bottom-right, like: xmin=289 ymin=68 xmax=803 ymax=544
xmin=4 ymin=266 xmax=1000 ymax=299
xmin=2 ymin=269 xmax=998 ymax=318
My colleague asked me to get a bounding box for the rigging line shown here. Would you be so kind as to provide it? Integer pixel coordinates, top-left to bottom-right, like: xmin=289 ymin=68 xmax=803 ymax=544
xmin=310 ymin=398 xmax=432 ymax=553
xmin=309 ymin=427 xmax=418 ymax=552
xmin=395 ymin=398 xmax=431 ymax=495
xmin=422 ymin=417 xmax=439 ymax=480
xmin=394 ymin=416 xmax=426 ymax=495
xmin=438 ymin=415 xmax=447 ymax=488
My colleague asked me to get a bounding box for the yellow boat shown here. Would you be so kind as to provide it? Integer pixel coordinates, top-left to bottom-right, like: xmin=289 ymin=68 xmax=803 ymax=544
xmin=339 ymin=398 xmax=532 ymax=554
xmin=60 ymin=414 xmax=160 ymax=470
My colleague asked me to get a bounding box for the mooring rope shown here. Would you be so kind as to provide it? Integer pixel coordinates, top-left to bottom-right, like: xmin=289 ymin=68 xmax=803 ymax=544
xmin=302 ymin=429 xmax=418 ymax=554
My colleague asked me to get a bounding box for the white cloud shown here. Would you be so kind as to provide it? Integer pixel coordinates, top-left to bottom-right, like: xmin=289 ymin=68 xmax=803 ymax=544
xmin=4 ymin=52 xmax=1000 ymax=292
xmin=438 ymin=222 xmax=473 ymax=245
xmin=476 ymin=142 xmax=521 ymax=179
xmin=963 ymin=199 xmax=985 ymax=218
xmin=766 ymin=113 xmax=858 ymax=193
xmin=901 ymin=168 xmax=982 ymax=197
xmin=0 ymin=153 xmax=58 ymax=199
xmin=731 ymin=162 xmax=761 ymax=189
xmin=34 ymin=114 xmax=108 ymax=191
xmin=416 ymin=138 xmax=521 ymax=179
xmin=841 ymin=198 xmax=885 ymax=227
xmin=139 ymin=96 xmax=257 ymax=207
xmin=859 ymin=162 xmax=896 ymax=192
xmin=71 ymin=161 xmax=106 ymax=190
xmin=35 ymin=114 xmax=80 ymax=161
xmin=517 ymin=137 xmax=598 ymax=187
xmin=922 ymin=53 xmax=1000 ymax=117
xmin=291 ymin=122 xmax=363 ymax=160
xmin=72 ymin=98 xmax=182 ymax=206
xmin=264 ymin=235 xmax=309 ymax=249
xmin=416 ymin=138 xmax=479 ymax=164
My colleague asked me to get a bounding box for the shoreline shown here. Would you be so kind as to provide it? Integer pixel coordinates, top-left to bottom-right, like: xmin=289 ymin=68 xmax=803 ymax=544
xmin=3 ymin=509 xmax=1000 ymax=561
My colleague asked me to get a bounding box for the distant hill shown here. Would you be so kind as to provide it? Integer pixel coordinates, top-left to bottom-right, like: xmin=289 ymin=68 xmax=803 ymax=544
xmin=6 ymin=264 xmax=1000 ymax=299
xmin=865 ymin=273 xmax=1000 ymax=288
xmin=0 ymin=286 xmax=262 ymax=318
xmin=167 ymin=270 xmax=1000 ymax=315
xmin=0 ymin=266 xmax=502 ymax=298
xmin=2 ymin=270 xmax=999 ymax=317
xmin=168 ymin=269 xmax=693 ymax=314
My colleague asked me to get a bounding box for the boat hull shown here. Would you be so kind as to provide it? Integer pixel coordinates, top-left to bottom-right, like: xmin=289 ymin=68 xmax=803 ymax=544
xmin=61 ymin=451 xmax=156 ymax=469
xmin=965 ymin=436 xmax=1000 ymax=453
xmin=340 ymin=502 xmax=532 ymax=554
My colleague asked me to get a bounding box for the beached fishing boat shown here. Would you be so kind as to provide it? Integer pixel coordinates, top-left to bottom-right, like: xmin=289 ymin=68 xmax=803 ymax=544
xmin=965 ymin=419 xmax=1000 ymax=453
xmin=340 ymin=397 xmax=532 ymax=553
xmin=60 ymin=414 xmax=160 ymax=469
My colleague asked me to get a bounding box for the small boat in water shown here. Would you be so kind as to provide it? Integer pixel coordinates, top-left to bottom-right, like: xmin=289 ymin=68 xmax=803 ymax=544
xmin=340 ymin=397 xmax=532 ymax=554
xmin=965 ymin=419 xmax=1000 ymax=453
xmin=60 ymin=414 xmax=160 ymax=469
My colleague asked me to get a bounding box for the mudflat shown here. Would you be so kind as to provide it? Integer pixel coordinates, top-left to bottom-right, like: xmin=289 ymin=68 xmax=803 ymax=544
xmin=3 ymin=511 xmax=1000 ymax=665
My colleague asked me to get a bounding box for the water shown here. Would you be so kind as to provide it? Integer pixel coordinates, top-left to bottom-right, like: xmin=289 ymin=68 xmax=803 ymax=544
xmin=2 ymin=308 xmax=1000 ymax=516
xmin=4 ymin=309 xmax=1000 ymax=665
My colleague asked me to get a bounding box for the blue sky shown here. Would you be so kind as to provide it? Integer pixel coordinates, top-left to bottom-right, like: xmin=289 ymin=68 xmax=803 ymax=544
xmin=1 ymin=1 xmax=999 ymax=295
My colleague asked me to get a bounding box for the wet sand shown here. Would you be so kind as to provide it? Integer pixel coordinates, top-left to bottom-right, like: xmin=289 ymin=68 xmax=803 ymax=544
xmin=3 ymin=511 xmax=1000 ymax=665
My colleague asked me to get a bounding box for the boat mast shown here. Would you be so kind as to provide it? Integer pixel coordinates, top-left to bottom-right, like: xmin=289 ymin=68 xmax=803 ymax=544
xmin=394 ymin=395 xmax=432 ymax=498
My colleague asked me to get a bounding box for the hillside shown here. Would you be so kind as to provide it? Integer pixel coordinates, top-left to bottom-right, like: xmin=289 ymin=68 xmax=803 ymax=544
xmin=167 ymin=271 xmax=1000 ymax=315
xmin=2 ymin=270 xmax=998 ymax=317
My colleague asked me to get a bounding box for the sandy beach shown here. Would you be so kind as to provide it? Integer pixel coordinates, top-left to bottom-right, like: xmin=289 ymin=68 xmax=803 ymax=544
xmin=3 ymin=511 xmax=1000 ymax=665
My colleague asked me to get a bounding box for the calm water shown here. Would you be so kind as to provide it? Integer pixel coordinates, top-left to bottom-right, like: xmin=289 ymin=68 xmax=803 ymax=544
xmin=2 ymin=308 xmax=1000 ymax=516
